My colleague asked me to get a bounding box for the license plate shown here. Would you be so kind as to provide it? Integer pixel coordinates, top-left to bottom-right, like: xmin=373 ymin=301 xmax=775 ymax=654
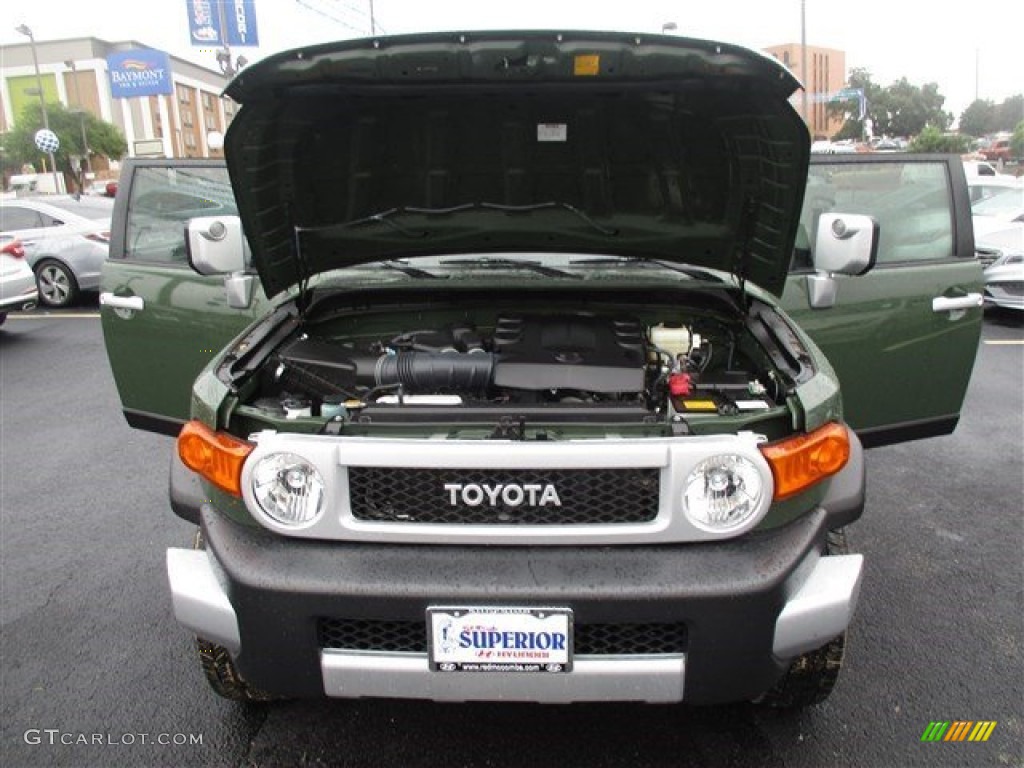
xmin=427 ymin=607 xmax=573 ymax=673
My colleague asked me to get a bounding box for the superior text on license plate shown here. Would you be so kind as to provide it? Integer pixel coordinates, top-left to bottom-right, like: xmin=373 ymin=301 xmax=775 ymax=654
xmin=427 ymin=607 xmax=573 ymax=673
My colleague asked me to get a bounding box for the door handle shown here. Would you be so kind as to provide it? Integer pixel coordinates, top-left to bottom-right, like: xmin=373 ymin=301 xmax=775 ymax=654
xmin=932 ymin=293 xmax=982 ymax=313
xmin=100 ymin=292 xmax=145 ymax=311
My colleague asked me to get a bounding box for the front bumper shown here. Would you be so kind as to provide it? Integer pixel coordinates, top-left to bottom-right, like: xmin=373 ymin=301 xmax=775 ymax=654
xmin=0 ymin=284 xmax=38 ymax=312
xmin=168 ymin=434 xmax=865 ymax=704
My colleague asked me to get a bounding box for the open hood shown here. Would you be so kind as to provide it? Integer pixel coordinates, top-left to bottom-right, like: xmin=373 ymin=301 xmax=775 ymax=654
xmin=224 ymin=30 xmax=809 ymax=299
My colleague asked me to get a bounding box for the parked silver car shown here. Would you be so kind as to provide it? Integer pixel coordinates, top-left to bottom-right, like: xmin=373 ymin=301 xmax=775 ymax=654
xmin=0 ymin=196 xmax=113 ymax=307
xmin=977 ymin=225 xmax=1024 ymax=311
xmin=0 ymin=235 xmax=38 ymax=326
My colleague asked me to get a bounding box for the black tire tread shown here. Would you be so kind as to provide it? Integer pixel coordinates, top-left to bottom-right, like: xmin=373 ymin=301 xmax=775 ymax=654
xmin=196 ymin=637 xmax=276 ymax=702
xmin=191 ymin=528 xmax=277 ymax=702
xmin=759 ymin=527 xmax=850 ymax=709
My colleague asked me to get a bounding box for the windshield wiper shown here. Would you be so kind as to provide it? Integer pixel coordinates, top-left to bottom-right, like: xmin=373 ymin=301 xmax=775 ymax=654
xmin=380 ymin=260 xmax=443 ymax=279
xmin=570 ymin=256 xmax=722 ymax=282
xmin=330 ymin=201 xmax=618 ymax=239
xmin=440 ymin=256 xmax=580 ymax=279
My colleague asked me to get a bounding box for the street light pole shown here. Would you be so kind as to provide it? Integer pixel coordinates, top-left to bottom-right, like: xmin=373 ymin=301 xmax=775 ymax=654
xmin=15 ymin=23 xmax=62 ymax=194
xmin=65 ymin=59 xmax=92 ymax=190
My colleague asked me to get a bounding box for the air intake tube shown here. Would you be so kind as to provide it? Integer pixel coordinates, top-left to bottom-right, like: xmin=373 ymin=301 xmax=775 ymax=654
xmin=371 ymin=351 xmax=496 ymax=393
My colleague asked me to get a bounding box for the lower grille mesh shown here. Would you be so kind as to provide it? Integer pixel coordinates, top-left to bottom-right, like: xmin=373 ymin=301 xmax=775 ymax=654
xmin=318 ymin=619 xmax=687 ymax=656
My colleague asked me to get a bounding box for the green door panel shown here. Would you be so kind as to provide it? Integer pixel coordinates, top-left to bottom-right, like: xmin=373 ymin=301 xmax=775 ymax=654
xmin=101 ymin=262 xmax=267 ymax=432
xmin=783 ymin=155 xmax=983 ymax=447
xmin=100 ymin=159 xmax=266 ymax=434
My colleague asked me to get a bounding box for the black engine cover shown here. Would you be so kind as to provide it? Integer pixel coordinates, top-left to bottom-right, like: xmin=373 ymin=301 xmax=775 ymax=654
xmin=492 ymin=314 xmax=645 ymax=393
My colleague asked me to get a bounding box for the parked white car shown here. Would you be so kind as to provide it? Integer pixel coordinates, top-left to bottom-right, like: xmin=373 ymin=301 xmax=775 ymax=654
xmin=0 ymin=235 xmax=38 ymax=326
xmin=0 ymin=196 xmax=113 ymax=307
xmin=971 ymin=183 xmax=1024 ymax=241
xmin=966 ymin=173 xmax=1022 ymax=207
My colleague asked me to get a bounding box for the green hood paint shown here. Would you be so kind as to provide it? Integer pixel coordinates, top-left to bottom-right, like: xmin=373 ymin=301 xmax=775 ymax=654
xmin=224 ymin=30 xmax=809 ymax=299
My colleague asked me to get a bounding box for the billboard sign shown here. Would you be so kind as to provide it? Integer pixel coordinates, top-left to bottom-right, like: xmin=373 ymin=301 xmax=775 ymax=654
xmin=186 ymin=0 xmax=259 ymax=47
xmin=187 ymin=0 xmax=223 ymax=45
xmin=225 ymin=0 xmax=259 ymax=47
xmin=107 ymin=50 xmax=174 ymax=99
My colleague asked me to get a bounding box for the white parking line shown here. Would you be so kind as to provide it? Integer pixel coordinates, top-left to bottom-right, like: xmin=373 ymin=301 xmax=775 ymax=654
xmin=983 ymin=339 xmax=1024 ymax=345
xmin=6 ymin=313 xmax=100 ymax=320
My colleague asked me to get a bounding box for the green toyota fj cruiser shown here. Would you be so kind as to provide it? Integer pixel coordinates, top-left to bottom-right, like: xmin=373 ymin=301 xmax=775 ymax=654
xmin=100 ymin=31 xmax=983 ymax=707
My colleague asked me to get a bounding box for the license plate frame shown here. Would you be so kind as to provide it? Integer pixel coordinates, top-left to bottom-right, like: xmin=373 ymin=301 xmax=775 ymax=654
xmin=427 ymin=606 xmax=573 ymax=673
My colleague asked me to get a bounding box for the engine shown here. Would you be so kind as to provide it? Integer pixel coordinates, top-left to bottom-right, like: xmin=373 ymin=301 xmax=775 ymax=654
xmin=248 ymin=310 xmax=782 ymax=427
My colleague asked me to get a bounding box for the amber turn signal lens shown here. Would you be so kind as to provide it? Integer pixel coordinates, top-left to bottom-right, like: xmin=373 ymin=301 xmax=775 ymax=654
xmin=759 ymin=422 xmax=850 ymax=501
xmin=177 ymin=420 xmax=253 ymax=497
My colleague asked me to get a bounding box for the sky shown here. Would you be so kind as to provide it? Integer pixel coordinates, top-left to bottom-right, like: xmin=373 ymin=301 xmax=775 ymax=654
xmin=2 ymin=0 xmax=1022 ymax=124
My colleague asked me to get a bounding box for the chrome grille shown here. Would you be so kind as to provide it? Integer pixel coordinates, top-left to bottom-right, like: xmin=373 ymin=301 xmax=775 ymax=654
xmin=347 ymin=467 xmax=660 ymax=525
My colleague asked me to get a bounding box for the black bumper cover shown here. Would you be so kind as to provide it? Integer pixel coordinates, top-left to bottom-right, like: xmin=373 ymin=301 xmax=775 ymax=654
xmin=181 ymin=433 xmax=865 ymax=704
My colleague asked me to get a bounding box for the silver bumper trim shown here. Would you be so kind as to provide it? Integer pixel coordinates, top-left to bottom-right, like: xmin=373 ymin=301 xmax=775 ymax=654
xmin=773 ymin=553 xmax=863 ymax=658
xmin=321 ymin=651 xmax=686 ymax=703
xmin=166 ymin=548 xmax=241 ymax=654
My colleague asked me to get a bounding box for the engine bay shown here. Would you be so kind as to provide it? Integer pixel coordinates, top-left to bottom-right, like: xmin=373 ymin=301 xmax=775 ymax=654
xmin=229 ymin=294 xmax=806 ymax=440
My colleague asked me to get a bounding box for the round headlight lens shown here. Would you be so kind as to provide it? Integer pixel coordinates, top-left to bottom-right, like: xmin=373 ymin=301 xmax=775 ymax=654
xmin=683 ymin=454 xmax=764 ymax=532
xmin=251 ymin=452 xmax=325 ymax=527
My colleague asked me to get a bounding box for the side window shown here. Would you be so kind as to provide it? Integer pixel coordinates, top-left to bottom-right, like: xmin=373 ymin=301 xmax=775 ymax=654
xmin=124 ymin=166 xmax=237 ymax=263
xmin=0 ymin=206 xmax=45 ymax=231
xmin=794 ymin=161 xmax=954 ymax=269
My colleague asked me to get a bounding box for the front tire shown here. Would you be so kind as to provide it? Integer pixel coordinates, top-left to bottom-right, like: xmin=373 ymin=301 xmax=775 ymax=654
xmin=192 ymin=529 xmax=277 ymax=702
xmin=35 ymin=259 xmax=79 ymax=308
xmin=196 ymin=637 xmax=276 ymax=702
xmin=759 ymin=529 xmax=850 ymax=709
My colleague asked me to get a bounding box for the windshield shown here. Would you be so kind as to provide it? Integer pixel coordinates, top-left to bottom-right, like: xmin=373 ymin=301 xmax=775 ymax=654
xmin=45 ymin=197 xmax=115 ymax=222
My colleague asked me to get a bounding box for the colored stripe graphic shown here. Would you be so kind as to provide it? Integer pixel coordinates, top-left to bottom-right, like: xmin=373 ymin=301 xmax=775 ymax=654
xmin=969 ymin=722 xmax=997 ymax=742
xmin=921 ymin=721 xmax=996 ymax=742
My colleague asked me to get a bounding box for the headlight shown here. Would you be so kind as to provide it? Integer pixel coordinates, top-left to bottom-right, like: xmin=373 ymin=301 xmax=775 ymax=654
xmin=251 ymin=452 xmax=325 ymax=526
xmin=682 ymin=455 xmax=764 ymax=532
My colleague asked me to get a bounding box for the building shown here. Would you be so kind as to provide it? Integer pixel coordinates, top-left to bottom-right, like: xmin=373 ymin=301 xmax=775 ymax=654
xmin=1 ymin=36 xmax=237 ymax=179
xmin=764 ymin=43 xmax=847 ymax=139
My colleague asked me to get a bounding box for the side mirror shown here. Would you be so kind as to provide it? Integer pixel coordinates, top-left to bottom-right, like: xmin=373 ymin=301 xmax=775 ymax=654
xmin=185 ymin=216 xmax=256 ymax=309
xmin=186 ymin=216 xmax=248 ymax=276
xmin=813 ymin=213 xmax=879 ymax=275
xmin=806 ymin=213 xmax=879 ymax=310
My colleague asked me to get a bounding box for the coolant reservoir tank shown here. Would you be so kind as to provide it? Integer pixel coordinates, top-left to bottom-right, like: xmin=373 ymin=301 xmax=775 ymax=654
xmin=651 ymin=324 xmax=691 ymax=359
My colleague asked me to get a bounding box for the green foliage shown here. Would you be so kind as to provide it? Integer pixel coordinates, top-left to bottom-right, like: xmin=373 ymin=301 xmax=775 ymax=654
xmin=3 ymin=101 xmax=126 ymax=177
xmin=909 ymin=125 xmax=969 ymax=154
xmin=958 ymin=95 xmax=1024 ymax=137
xmin=995 ymin=96 xmax=1024 ymax=133
xmin=826 ymin=68 xmax=951 ymax=139
xmin=959 ymin=100 xmax=997 ymax=137
xmin=1012 ymin=121 xmax=1024 ymax=160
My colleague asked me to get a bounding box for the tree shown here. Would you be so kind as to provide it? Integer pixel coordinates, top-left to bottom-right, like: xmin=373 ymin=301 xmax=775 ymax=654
xmin=909 ymin=125 xmax=968 ymax=154
xmin=827 ymin=68 xmax=881 ymax=139
xmin=1011 ymin=121 xmax=1024 ymax=160
xmin=826 ymin=70 xmax=949 ymax=140
xmin=877 ymin=79 xmax=950 ymax=137
xmin=2 ymin=102 xmax=126 ymax=187
xmin=994 ymin=96 xmax=1024 ymax=133
xmin=959 ymin=99 xmax=997 ymax=137
xmin=959 ymin=95 xmax=1023 ymax=137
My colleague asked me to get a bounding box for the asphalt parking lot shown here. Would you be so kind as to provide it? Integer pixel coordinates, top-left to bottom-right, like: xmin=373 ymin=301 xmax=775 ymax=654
xmin=0 ymin=302 xmax=1021 ymax=768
